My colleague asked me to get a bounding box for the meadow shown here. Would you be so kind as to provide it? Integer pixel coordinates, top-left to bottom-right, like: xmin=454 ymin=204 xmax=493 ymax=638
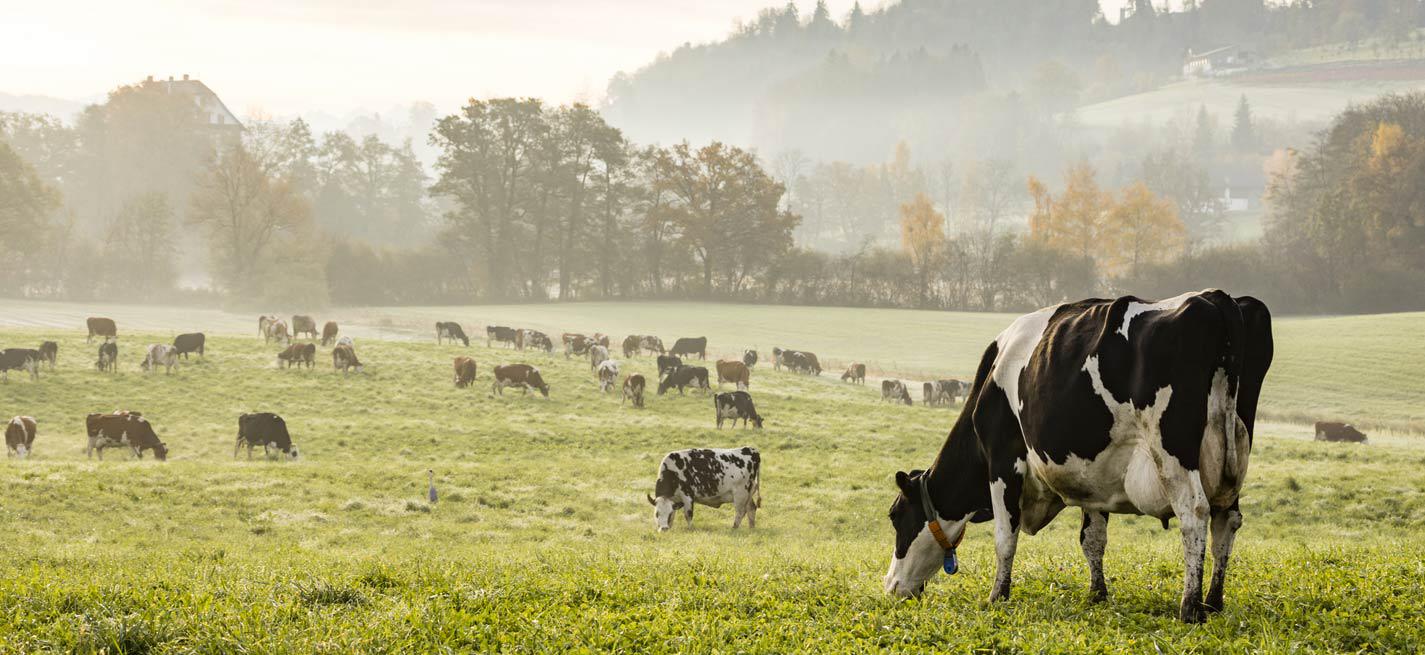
xmin=0 ymin=301 xmax=1422 ymax=653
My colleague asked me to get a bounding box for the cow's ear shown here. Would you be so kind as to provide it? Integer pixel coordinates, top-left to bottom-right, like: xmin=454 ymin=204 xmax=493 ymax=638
xmin=895 ymin=471 xmax=914 ymax=495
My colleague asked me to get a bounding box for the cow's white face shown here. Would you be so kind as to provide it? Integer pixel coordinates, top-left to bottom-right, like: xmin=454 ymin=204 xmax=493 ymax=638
xmin=652 ymin=496 xmax=680 ymax=531
xmin=884 ymin=524 xmax=949 ymax=598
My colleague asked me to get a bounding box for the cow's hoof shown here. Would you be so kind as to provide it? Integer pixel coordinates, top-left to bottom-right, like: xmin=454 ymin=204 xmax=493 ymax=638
xmin=1088 ymin=586 xmax=1109 ymax=604
xmin=1178 ymin=603 xmax=1206 ymax=624
xmin=1203 ymin=593 xmax=1225 ymax=614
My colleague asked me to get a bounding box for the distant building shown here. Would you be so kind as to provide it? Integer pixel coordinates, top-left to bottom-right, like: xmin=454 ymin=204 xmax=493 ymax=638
xmin=142 ymin=74 xmax=242 ymax=132
xmin=1182 ymin=46 xmax=1241 ymax=78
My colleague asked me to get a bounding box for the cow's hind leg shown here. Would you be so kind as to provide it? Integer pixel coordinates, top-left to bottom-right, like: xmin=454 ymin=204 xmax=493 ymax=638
xmin=1079 ymin=510 xmax=1110 ymax=602
xmin=988 ymin=473 xmax=1023 ymax=602
xmin=1204 ymin=501 xmax=1243 ymax=613
xmin=1167 ymin=472 xmax=1211 ymax=623
xmin=732 ymin=491 xmax=748 ymax=529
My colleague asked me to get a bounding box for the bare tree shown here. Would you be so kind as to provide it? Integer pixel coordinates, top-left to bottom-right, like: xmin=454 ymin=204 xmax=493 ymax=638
xmin=189 ymin=141 xmax=310 ymax=295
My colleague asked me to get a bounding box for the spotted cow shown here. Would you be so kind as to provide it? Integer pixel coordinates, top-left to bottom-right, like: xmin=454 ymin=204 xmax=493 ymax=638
xmin=86 ymin=411 xmax=168 ymax=461
xmin=881 ymin=379 xmax=912 ymax=406
xmin=235 ymin=412 xmax=299 ymax=460
xmin=492 ymin=364 xmax=549 ymax=398
xmin=714 ymin=391 xmax=764 ymax=429
xmin=623 ymin=374 xmax=646 ymax=408
xmin=841 ymin=363 xmax=867 ymax=384
xmin=141 ymin=344 xmax=178 ymax=374
xmin=439 ymin=322 xmax=471 ymax=346
xmin=883 ymin=290 xmax=1273 ymax=623
xmin=6 ymin=416 xmax=36 ymax=458
xmin=646 ymin=447 xmax=761 ymax=531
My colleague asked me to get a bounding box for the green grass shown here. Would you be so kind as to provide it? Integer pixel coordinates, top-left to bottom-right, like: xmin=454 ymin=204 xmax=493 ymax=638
xmin=0 ymin=306 xmax=1422 ymax=652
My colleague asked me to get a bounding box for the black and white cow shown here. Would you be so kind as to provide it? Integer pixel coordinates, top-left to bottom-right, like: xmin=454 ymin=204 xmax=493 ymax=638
xmin=742 ymin=349 xmax=758 ymax=368
xmin=884 ymin=290 xmax=1272 ymax=623
xmin=657 ymin=354 xmax=682 ymax=378
xmin=6 ymin=416 xmax=36 ymax=458
xmin=438 ymin=322 xmax=471 ymax=346
xmin=142 ymin=344 xmax=178 ymax=374
xmin=0 ymin=348 xmax=41 ymax=381
xmin=646 ymin=447 xmax=761 ymax=531
xmin=882 ymin=379 xmax=913 ymax=406
xmin=486 ymin=325 xmax=517 ymax=348
xmin=235 ymin=412 xmax=299 ymax=460
xmin=96 ymin=342 xmax=118 ymax=373
xmin=657 ymin=365 xmax=709 ymax=395
xmin=596 ymin=359 xmax=621 ymax=393
xmin=714 ymin=391 xmax=764 ymax=429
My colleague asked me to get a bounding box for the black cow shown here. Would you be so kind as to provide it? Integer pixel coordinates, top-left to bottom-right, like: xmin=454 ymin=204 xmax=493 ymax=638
xmin=714 ymin=391 xmax=764 ymax=428
xmin=96 ymin=342 xmax=118 ymax=372
xmin=742 ymin=349 xmax=758 ymax=368
xmin=0 ymin=349 xmax=41 ymax=381
xmin=86 ymin=412 xmax=169 ymax=461
xmin=658 ymin=366 xmax=710 ymax=395
xmin=1314 ymin=421 xmax=1367 ymax=443
xmin=657 ymin=355 xmax=683 ymax=378
xmin=38 ymin=341 xmax=57 ymax=370
xmin=236 ymin=412 xmax=299 ymax=460
xmin=669 ymin=337 xmax=707 ymax=360
xmin=487 ymin=326 xmax=518 ymax=348
xmin=438 ymin=322 xmax=470 ymax=346
xmin=884 ymin=291 xmax=1273 ymax=624
xmin=173 ymin=332 xmax=206 ymax=359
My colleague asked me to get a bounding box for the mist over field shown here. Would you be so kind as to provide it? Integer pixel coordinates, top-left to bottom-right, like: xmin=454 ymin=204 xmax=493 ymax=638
xmin=3 ymin=1 xmax=1425 ymax=652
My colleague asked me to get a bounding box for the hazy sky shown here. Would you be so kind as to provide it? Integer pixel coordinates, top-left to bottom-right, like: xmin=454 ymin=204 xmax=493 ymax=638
xmin=4 ymin=0 xmax=1142 ymax=118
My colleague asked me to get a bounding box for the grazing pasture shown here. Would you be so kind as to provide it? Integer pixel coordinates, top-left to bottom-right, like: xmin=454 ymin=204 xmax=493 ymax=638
xmin=0 ymin=305 xmax=1422 ymax=651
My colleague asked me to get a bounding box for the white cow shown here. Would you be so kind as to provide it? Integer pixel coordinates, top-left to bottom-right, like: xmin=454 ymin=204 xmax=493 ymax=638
xmin=141 ymin=344 xmax=178 ymax=374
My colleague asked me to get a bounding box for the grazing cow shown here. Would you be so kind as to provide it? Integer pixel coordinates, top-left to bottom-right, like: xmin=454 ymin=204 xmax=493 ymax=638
xmin=172 ymin=332 xmax=206 ymax=359
xmin=336 ymin=336 xmax=354 ymax=348
xmin=772 ymin=347 xmax=785 ymax=371
xmin=38 ymin=341 xmax=57 ymax=370
xmin=669 ymin=337 xmax=708 ymax=360
xmin=639 ymin=335 xmax=666 ymax=356
xmin=883 ymin=291 xmax=1273 ymax=624
xmin=0 ymin=349 xmax=41 ymax=381
xmin=716 ymin=359 xmax=751 ymax=389
xmin=454 ymin=356 xmax=477 ymax=388
xmin=882 ymin=379 xmax=913 ymax=406
xmin=841 ymin=363 xmax=867 ymax=384
xmin=86 ymin=317 xmax=116 ymax=343
xmin=623 ymin=374 xmax=646 ymax=408
xmin=486 ymin=326 xmax=518 ymax=348
xmin=657 ymin=355 xmax=682 ymax=378
xmin=1314 ymin=421 xmax=1367 ymax=444
xmin=86 ymin=412 xmax=168 ymax=461
xmin=596 ymin=359 xmax=621 ymax=393
xmin=589 ymin=345 xmax=610 ymax=372
xmin=933 ymin=379 xmax=966 ymax=406
xmin=794 ymin=351 xmax=823 ymax=375
xmin=278 ymin=343 xmax=316 ymax=369
xmin=743 ymin=349 xmax=758 ymax=368
xmin=714 ymin=391 xmax=764 ymax=429
xmin=492 ymin=364 xmax=549 ymax=398
xmin=291 ymin=315 xmax=319 ymax=340
xmin=592 ymin=333 xmax=611 ymax=348
xmin=235 ymin=412 xmax=299 ymax=460
xmin=259 ymin=315 xmax=277 ymax=337
xmin=96 ymin=342 xmax=118 ymax=373
xmin=438 ymin=322 xmax=471 ymax=347
xmin=520 ymin=329 xmax=554 ymax=353
xmin=621 ymin=334 xmax=641 ymax=358
xmin=6 ymin=416 xmax=36 ymax=458
xmin=647 ymin=447 xmax=761 ymax=531
xmin=658 ymin=366 xmax=710 ymax=395
xmin=563 ymin=333 xmax=592 ymax=358
xmin=142 ymin=344 xmax=178 ymax=374
xmin=321 ymin=321 xmax=339 ymax=346
xmin=332 ymin=344 xmax=363 ymax=373
xmin=923 ymin=382 xmax=938 ymax=406
xmin=268 ymin=320 xmax=289 ymax=345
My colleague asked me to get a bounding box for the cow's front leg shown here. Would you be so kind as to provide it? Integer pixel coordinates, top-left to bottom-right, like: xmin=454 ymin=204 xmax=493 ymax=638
xmin=988 ymin=473 xmax=1023 ymax=602
xmin=683 ymin=504 xmax=694 ymax=528
xmin=1204 ymin=501 xmax=1243 ymax=613
xmin=732 ymin=493 xmax=747 ymax=529
xmin=1079 ymin=510 xmax=1110 ymax=602
xmin=1169 ymin=474 xmax=1211 ymax=623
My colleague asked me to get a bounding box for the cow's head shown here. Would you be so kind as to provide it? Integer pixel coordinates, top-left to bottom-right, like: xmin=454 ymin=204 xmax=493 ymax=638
xmin=751 ymin=414 xmax=764 ymax=429
xmin=153 ymin=442 xmax=170 ymax=461
xmin=527 ymin=371 xmax=550 ymax=397
xmin=884 ymin=470 xmax=969 ymax=599
xmin=288 ymin=445 xmax=300 ymax=460
xmin=646 ymin=493 xmax=684 ymax=532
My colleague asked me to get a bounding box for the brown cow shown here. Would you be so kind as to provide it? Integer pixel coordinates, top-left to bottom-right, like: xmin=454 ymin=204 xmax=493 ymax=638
xmin=564 ymin=334 xmax=592 ymax=359
xmin=592 ymin=333 xmax=611 ymax=348
xmin=321 ymin=321 xmax=339 ymax=346
xmin=1314 ymin=421 xmax=1368 ymax=443
xmin=6 ymin=416 xmax=36 ymax=458
xmin=259 ymin=315 xmax=278 ymax=337
xmin=716 ymin=359 xmax=751 ymax=389
xmin=332 ymin=344 xmax=363 ymax=373
xmin=86 ymin=317 xmax=116 ymax=343
xmin=38 ymin=341 xmax=58 ymax=371
xmin=292 ymin=315 xmax=319 ymax=340
xmin=267 ymin=320 xmax=290 ymax=345
xmin=840 ymin=363 xmax=866 ymax=384
xmin=623 ymin=374 xmax=646 ymax=408
xmin=86 ymin=411 xmax=167 ymax=460
xmin=454 ymin=356 xmax=477 ymax=388
xmin=278 ymin=343 xmax=316 ymax=369
xmin=492 ymin=364 xmax=549 ymax=398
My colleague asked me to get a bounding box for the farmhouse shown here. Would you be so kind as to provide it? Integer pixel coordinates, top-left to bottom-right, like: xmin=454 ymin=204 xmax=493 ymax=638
xmin=1182 ymin=45 xmax=1244 ymax=78
xmin=143 ymin=74 xmax=243 ymax=132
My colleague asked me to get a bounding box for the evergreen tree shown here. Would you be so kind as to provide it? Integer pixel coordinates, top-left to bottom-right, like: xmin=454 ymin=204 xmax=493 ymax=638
xmin=1231 ymin=94 xmax=1256 ymax=151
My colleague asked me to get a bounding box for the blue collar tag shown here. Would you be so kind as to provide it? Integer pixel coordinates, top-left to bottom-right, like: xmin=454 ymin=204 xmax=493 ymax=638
xmin=943 ymin=549 xmax=959 ymax=575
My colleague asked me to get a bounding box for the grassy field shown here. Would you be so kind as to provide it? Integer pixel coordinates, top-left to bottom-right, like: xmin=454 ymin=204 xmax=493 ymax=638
xmin=0 ymin=303 xmax=1422 ymax=652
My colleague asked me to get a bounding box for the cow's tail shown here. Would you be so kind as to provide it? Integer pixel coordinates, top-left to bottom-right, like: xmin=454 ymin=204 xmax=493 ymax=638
xmin=1203 ymin=290 xmax=1246 ymax=487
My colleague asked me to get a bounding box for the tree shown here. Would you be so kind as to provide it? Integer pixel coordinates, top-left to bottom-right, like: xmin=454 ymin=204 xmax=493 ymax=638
xmin=899 ymin=192 xmax=945 ymax=307
xmin=1192 ymin=104 xmax=1216 ymax=162
xmin=1231 ymin=94 xmax=1256 ymax=151
xmin=1105 ymin=182 xmax=1185 ymax=277
xmin=0 ymin=139 xmax=61 ymax=292
xmin=104 ymin=192 xmax=176 ymax=298
xmin=189 ymin=140 xmax=314 ymax=299
xmin=1140 ymin=146 xmax=1222 ymax=245
xmin=1030 ymin=162 xmax=1111 ymax=262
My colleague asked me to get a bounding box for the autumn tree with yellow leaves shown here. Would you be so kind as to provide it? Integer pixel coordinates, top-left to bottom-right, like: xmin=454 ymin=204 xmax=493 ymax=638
xmin=899 ymin=192 xmax=946 ymax=307
xmin=1028 ymin=162 xmax=1186 ymax=279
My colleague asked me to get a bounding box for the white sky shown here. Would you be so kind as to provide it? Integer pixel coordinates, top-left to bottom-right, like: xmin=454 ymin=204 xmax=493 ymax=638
xmin=2 ymin=0 xmax=1143 ymax=117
